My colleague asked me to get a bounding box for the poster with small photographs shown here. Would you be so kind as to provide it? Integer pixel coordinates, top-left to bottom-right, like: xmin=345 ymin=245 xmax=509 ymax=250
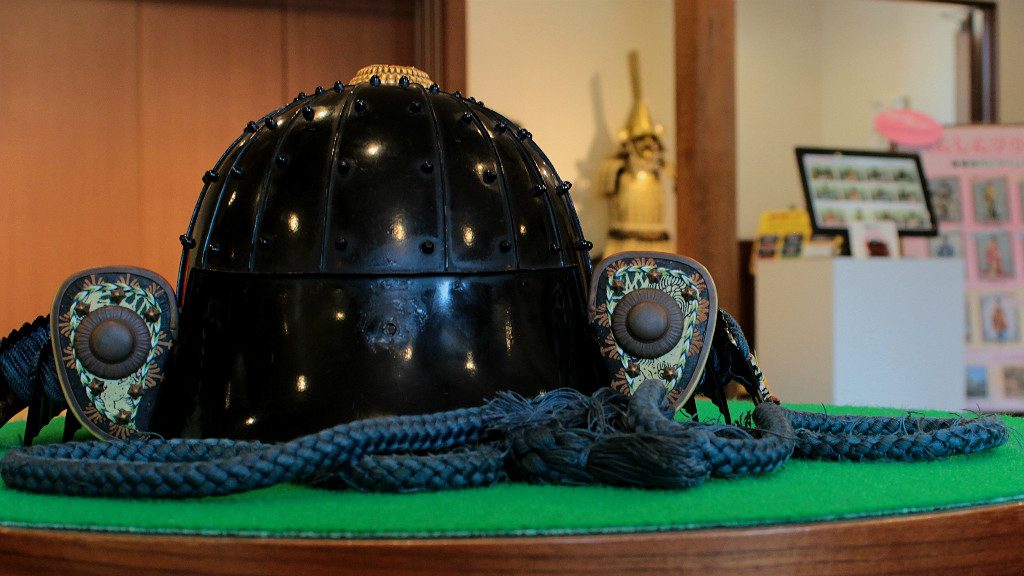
xmin=908 ymin=126 xmax=1024 ymax=411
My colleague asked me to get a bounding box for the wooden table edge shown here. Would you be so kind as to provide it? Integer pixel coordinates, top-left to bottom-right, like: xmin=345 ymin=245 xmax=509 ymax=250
xmin=2 ymin=501 xmax=1022 ymax=575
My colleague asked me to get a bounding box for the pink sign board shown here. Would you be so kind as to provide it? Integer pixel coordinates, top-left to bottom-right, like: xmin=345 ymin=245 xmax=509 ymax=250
xmin=874 ymin=109 xmax=943 ymax=147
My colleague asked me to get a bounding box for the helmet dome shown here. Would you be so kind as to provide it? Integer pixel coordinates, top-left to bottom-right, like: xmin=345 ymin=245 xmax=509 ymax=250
xmin=160 ymin=65 xmax=602 ymax=441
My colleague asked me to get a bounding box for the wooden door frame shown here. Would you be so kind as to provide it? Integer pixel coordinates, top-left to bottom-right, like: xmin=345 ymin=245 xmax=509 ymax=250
xmin=674 ymin=0 xmax=740 ymax=314
xmin=415 ymin=0 xmax=466 ymax=91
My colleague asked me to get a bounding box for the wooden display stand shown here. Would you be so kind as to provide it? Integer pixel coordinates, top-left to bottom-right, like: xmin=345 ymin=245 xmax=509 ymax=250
xmin=1 ymin=502 xmax=1022 ymax=575
xmin=756 ymin=258 xmax=965 ymax=410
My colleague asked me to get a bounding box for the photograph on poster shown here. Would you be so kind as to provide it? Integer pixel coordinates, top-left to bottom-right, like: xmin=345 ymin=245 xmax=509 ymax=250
xmin=929 ymin=232 xmax=962 ymax=258
xmin=929 ymin=177 xmax=962 ymax=222
xmin=966 ymin=365 xmax=988 ymax=398
xmin=1004 ymin=366 xmax=1024 ymax=397
xmin=972 ymin=177 xmax=1010 ymax=223
xmin=1020 ymin=180 xmax=1024 ymax=222
xmin=974 ymin=231 xmax=1014 ymax=279
xmin=980 ymin=293 xmax=1019 ymax=343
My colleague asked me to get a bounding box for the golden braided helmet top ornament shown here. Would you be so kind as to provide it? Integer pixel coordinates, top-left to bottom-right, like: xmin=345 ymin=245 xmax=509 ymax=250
xmin=349 ymin=64 xmax=434 ymax=86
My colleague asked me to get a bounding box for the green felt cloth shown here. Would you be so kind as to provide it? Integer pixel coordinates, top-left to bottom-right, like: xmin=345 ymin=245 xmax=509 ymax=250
xmin=0 ymin=403 xmax=1021 ymax=538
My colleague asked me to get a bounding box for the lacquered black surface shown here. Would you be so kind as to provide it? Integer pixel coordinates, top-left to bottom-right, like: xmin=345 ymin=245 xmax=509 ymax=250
xmin=177 ymin=81 xmax=592 ymax=279
xmin=158 ymin=268 xmax=604 ymax=441
xmin=326 ymin=83 xmax=444 ymax=273
xmin=165 ymin=78 xmax=602 ymax=441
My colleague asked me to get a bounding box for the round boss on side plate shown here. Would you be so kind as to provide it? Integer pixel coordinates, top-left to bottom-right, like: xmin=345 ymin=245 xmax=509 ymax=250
xmin=74 ymin=305 xmax=153 ymax=380
xmin=610 ymin=287 xmax=684 ymax=359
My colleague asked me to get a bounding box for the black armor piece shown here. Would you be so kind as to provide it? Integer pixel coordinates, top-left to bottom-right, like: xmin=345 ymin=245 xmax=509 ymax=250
xmin=166 ymin=71 xmax=601 ymax=440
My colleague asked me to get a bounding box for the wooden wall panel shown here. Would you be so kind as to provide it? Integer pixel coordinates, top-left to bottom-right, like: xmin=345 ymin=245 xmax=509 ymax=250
xmin=675 ymin=0 xmax=739 ymax=313
xmin=0 ymin=0 xmax=139 ymax=334
xmin=1 ymin=0 xmax=451 ymax=335
xmin=284 ymin=0 xmax=416 ymax=97
xmin=138 ymin=1 xmax=284 ymax=283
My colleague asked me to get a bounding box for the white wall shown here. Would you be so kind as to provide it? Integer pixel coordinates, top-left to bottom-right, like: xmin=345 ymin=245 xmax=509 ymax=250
xmin=466 ymin=0 xmax=1024 ymax=244
xmin=735 ymin=0 xmax=823 ymax=240
xmin=467 ymin=0 xmax=675 ymax=257
xmin=737 ymin=0 xmax=968 ymax=239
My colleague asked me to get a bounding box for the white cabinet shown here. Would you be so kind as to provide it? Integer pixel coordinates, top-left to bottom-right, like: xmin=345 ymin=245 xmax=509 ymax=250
xmin=755 ymin=258 xmax=964 ymax=410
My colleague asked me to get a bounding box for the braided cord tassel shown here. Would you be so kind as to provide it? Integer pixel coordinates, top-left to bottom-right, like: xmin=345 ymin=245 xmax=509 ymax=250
xmin=507 ymin=381 xmax=797 ymax=489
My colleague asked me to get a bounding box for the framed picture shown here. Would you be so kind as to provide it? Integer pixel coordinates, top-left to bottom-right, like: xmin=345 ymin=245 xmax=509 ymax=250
xmin=972 ymin=177 xmax=1010 ymax=223
xmin=928 ymin=177 xmax=962 ymax=222
xmin=979 ymin=293 xmax=1019 ymax=343
xmin=796 ymin=148 xmax=938 ymax=238
xmin=966 ymin=365 xmax=988 ymax=399
xmin=973 ymin=231 xmax=1014 ymax=280
xmin=1004 ymin=366 xmax=1024 ymax=397
xmin=929 ymin=232 xmax=963 ymax=258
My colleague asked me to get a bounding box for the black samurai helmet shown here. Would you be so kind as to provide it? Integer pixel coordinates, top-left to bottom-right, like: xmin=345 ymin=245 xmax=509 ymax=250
xmin=0 ymin=65 xmax=774 ymax=445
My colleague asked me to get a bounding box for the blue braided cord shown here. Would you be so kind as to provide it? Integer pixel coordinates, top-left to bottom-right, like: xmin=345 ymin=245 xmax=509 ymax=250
xmin=786 ymin=410 xmax=1009 ymax=462
xmin=2 ymin=379 xmax=1008 ymax=498
xmin=2 ymin=406 xmax=490 ymax=498
xmin=0 ymin=318 xmax=53 ymax=404
xmin=37 ymin=345 xmax=64 ymax=405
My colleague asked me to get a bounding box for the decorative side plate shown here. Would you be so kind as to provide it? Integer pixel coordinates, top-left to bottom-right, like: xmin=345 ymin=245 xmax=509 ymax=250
xmin=50 ymin=267 xmax=177 ymax=440
xmin=588 ymin=252 xmax=718 ymax=410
